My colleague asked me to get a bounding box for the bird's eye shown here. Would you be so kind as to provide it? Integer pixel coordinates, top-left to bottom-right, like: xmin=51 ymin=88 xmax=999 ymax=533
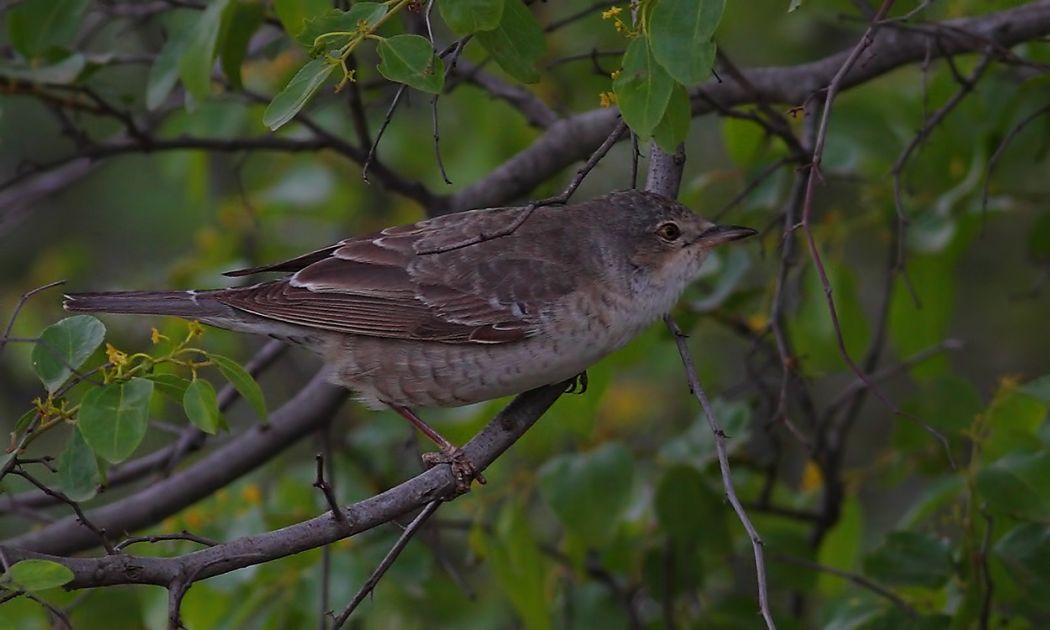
xmin=657 ymin=222 xmax=682 ymax=242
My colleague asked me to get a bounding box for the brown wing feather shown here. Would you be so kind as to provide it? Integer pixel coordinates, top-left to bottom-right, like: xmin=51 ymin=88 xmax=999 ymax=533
xmin=212 ymin=203 xmax=586 ymax=344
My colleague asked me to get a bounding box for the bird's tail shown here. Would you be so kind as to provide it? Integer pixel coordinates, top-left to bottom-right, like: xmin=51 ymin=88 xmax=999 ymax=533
xmin=63 ymin=290 xmax=232 ymax=320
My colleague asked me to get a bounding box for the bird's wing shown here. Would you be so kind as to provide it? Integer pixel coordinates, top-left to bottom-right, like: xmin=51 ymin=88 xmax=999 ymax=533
xmin=214 ymin=205 xmax=582 ymax=344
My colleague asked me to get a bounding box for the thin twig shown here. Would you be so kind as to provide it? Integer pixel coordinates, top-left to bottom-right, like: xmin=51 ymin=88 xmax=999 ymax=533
xmin=0 ymin=280 xmax=66 ymax=356
xmin=330 ymin=501 xmax=442 ymax=627
xmin=114 ymin=531 xmax=219 ymax=552
xmin=664 ymin=316 xmax=775 ymax=629
xmin=416 ymin=119 xmax=628 ymax=255
xmin=769 ymin=553 xmax=917 ymax=616
xmin=9 ymin=468 xmax=114 ymax=554
xmin=313 ymin=454 xmax=346 ymax=524
xmin=982 ymin=102 xmax=1050 ymax=214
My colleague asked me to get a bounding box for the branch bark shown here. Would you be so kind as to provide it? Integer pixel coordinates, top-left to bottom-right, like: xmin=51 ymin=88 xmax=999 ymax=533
xmin=448 ymin=1 xmax=1050 ymax=211
xmin=0 ymin=383 xmax=564 ymax=587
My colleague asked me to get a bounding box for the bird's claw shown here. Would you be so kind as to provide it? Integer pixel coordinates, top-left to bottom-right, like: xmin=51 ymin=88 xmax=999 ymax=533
xmin=422 ymin=446 xmax=486 ymax=494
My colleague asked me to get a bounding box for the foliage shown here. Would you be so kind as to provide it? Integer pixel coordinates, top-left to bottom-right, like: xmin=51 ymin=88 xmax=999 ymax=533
xmin=1 ymin=0 xmax=1049 ymax=628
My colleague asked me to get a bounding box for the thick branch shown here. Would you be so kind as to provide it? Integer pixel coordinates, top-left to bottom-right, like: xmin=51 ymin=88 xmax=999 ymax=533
xmin=0 ymin=384 xmax=565 ymax=588
xmin=449 ymin=1 xmax=1050 ymax=211
xmin=4 ymin=375 xmax=347 ymax=555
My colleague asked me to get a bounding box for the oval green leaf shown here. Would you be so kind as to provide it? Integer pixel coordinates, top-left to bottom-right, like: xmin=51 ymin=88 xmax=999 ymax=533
xmin=7 ymin=0 xmax=88 ymax=59
xmin=6 ymin=559 xmax=74 ymax=592
xmin=297 ymin=4 xmax=387 ymax=52
xmin=613 ymin=37 xmax=674 ymax=138
xmin=146 ymin=25 xmax=193 ymax=110
xmin=220 ymin=0 xmax=265 ymax=90
xmin=77 ymin=378 xmax=154 ymax=464
xmin=209 ymin=353 xmax=268 ymax=423
xmin=537 ymin=442 xmax=634 ymax=546
xmin=147 ymin=373 xmax=193 ymax=402
xmin=649 ymin=0 xmax=724 ymax=86
xmin=31 ymin=315 xmax=106 ymax=393
xmin=57 ymin=429 xmax=99 ymax=502
xmin=183 ymin=378 xmax=220 ymax=434
xmin=652 ymin=81 xmax=692 ymax=152
xmin=177 ymin=0 xmax=233 ymax=101
xmin=376 ymin=35 xmax=446 ymax=94
xmin=439 ymin=0 xmax=504 ymax=35
xmin=274 ymin=0 xmax=332 ymax=37
xmin=977 ymin=450 xmax=1050 ymax=520
xmin=994 ymin=523 xmax=1050 ymax=603
xmin=474 ymin=0 xmax=544 ymax=84
xmin=263 ymin=57 xmax=337 ymax=130
xmin=862 ymin=531 xmax=952 ymax=588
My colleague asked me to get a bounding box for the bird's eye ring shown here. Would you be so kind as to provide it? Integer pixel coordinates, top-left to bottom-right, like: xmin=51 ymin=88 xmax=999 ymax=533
xmin=657 ymin=222 xmax=682 ymax=242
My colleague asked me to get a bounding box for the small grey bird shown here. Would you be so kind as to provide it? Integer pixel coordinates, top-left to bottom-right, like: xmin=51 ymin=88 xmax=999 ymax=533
xmin=65 ymin=190 xmax=754 ymax=482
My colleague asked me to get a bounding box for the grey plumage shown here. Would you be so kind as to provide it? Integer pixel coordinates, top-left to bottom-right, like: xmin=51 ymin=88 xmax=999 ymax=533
xmin=64 ymin=190 xmax=756 ymax=410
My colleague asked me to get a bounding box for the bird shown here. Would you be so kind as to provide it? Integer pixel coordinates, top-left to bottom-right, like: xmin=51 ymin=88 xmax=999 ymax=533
xmin=64 ymin=189 xmax=756 ymax=487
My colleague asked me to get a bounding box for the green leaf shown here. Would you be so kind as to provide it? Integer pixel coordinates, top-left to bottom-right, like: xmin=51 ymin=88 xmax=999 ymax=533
xmin=220 ymin=0 xmax=265 ymax=90
xmin=273 ymin=0 xmax=331 ymax=37
xmin=652 ymin=81 xmax=692 ymax=152
xmin=1019 ymin=374 xmax=1050 ymax=403
xmin=1028 ymin=212 xmax=1050 ymax=262
xmin=537 ymin=442 xmax=634 ymax=546
xmin=209 ymin=354 xmax=268 ymax=422
xmin=296 ymin=4 xmax=387 ymax=53
xmin=475 ymin=0 xmax=544 ymax=84
xmin=994 ymin=524 xmax=1050 ymax=604
xmin=438 ymin=0 xmax=504 ymax=35
xmin=722 ymin=116 xmax=767 ymax=166
xmin=183 ymin=378 xmax=221 ymax=434
xmin=658 ymin=398 xmax=751 ymax=467
xmin=0 ymin=53 xmax=85 ymax=84
xmin=649 ymin=0 xmax=723 ymax=85
xmin=177 ymin=0 xmax=233 ymax=101
xmin=789 ymin=262 xmax=870 ymax=375
xmin=147 ymin=25 xmax=193 ymax=110
xmin=483 ymin=502 xmax=551 ymax=630
xmin=817 ymin=497 xmax=863 ymax=596
xmin=31 ymin=315 xmax=106 ymax=393
xmin=977 ymin=450 xmax=1050 ymax=520
xmin=889 ymin=254 xmax=955 ymax=380
xmin=263 ymin=57 xmax=336 ymax=130
xmin=613 ymin=37 xmax=675 ymax=138
xmin=863 ymin=531 xmax=952 ymax=589
xmin=57 ymin=429 xmax=99 ymax=502
xmin=77 ymin=378 xmax=154 ymax=464
xmin=376 ymin=35 xmax=445 ymax=94
xmin=5 ymin=559 xmax=74 ymax=592
xmin=7 ymin=0 xmax=88 ymax=59
xmin=982 ymin=389 xmax=1047 ymax=462
xmin=655 ymin=465 xmax=728 ymax=550
xmin=147 ymin=373 xmax=193 ymax=402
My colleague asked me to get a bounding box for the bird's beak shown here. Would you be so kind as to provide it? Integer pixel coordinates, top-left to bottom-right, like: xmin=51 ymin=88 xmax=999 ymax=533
xmin=694 ymin=224 xmax=758 ymax=246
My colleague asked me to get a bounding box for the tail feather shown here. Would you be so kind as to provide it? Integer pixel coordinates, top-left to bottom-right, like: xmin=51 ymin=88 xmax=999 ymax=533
xmin=63 ymin=290 xmax=231 ymax=320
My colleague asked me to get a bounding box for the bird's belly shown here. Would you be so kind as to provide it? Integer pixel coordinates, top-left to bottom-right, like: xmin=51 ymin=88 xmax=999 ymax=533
xmin=325 ymin=327 xmax=623 ymax=409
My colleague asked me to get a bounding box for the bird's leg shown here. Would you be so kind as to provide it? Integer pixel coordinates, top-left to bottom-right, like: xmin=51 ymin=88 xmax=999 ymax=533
xmin=390 ymin=405 xmax=485 ymax=492
xmin=563 ymin=370 xmax=589 ymax=395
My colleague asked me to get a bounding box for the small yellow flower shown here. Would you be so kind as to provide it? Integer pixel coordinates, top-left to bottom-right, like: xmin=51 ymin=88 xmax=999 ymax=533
xmin=150 ymin=327 xmax=165 ymax=345
xmin=610 ymin=69 xmax=621 ymax=80
xmin=187 ymin=320 xmax=205 ymax=339
xmin=801 ymin=460 xmax=824 ymax=492
xmin=601 ymin=6 xmax=622 ymax=20
xmin=242 ymin=484 xmax=262 ymax=506
xmin=613 ymin=18 xmax=628 ymax=33
xmin=599 ymin=91 xmax=618 ymax=108
xmin=746 ymin=313 xmax=769 ymax=332
xmin=105 ymin=343 xmax=128 ymax=367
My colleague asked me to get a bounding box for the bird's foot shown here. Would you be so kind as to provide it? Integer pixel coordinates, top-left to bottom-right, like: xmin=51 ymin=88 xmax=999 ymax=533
xmin=563 ymin=370 xmax=589 ymax=395
xmin=422 ymin=445 xmax=486 ymax=494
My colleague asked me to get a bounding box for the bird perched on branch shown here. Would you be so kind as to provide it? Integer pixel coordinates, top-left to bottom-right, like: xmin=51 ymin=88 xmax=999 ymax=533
xmin=65 ymin=190 xmax=755 ymax=488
